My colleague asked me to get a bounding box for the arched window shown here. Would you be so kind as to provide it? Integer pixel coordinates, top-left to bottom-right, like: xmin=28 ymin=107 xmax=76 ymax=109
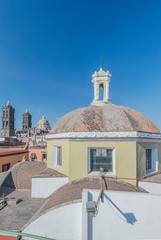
xmin=99 ymin=84 xmax=104 ymax=101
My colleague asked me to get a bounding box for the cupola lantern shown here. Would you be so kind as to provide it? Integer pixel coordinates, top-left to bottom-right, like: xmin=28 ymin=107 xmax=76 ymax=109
xmin=91 ymin=65 xmax=112 ymax=106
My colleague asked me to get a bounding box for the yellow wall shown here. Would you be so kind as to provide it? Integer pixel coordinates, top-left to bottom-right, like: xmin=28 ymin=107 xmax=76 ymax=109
xmin=47 ymin=141 xmax=70 ymax=176
xmin=47 ymin=141 xmax=137 ymax=185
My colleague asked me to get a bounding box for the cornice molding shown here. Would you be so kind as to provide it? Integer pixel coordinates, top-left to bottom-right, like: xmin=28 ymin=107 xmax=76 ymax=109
xmin=46 ymin=131 xmax=161 ymax=140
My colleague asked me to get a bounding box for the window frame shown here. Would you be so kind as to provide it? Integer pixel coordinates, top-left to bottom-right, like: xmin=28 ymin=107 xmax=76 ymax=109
xmin=146 ymin=148 xmax=158 ymax=175
xmin=146 ymin=149 xmax=152 ymax=170
xmin=2 ymin=163 xmax=10 ymax=172
xmin=52 ymin=145 xmax=62 ymax=169
xmin=87 ymin=147 xmax=116 ymax=176
xmin=41 ymin=152 xmax=47 ymax=162
xmin=30 ymin=152 xmax=37 ymax=161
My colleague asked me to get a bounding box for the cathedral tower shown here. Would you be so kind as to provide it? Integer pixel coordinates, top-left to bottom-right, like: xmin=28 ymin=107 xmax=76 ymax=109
xmin=1 ymin=101 xmax=15 ymax=137
xmin=22 ymin=109 xmax=32 ymax=131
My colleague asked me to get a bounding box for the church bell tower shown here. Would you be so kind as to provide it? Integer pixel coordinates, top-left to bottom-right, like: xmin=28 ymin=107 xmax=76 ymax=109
xmin=22 ymin=109 xmax=32 ymax=131
xmin=1 ymin=101 xmax=15 ymax=137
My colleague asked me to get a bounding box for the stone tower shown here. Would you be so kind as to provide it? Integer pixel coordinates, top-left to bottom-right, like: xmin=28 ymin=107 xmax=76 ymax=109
xmin=22 ymin=109 xmax=32 ymax=131
xmin=1 ymin=101 xmax=15 ymax=137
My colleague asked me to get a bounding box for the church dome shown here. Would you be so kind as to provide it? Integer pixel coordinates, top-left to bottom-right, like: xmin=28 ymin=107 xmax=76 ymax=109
xmin=51 ymin=103 xmax=160 ymax=134
xmin=37 ymin=116 xmax=51 ymax=130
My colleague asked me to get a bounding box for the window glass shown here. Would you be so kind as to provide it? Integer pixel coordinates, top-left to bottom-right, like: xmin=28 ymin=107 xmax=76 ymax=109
xmin=90 ymin=148 xmax=113 ymax=172
xmin=52 ymin=146 xmax=62 ymax=167
xmin=2 ymin=163 xmax=10 ymax=172
xmin=146 ymin=149 xmax=152 ymax=170
xmin=57 ymin=147 xmax=62 ymax=166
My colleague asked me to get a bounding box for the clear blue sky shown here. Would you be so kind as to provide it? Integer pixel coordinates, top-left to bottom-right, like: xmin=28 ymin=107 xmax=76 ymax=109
xmin=0 ymin=0 xmax=161 ymax=131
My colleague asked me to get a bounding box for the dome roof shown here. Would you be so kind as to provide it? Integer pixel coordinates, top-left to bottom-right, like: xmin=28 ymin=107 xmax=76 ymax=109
xmin=2 ymin=162 xmax=46 ymax=189
xmin=37 ymin=116 xmax=49 ymax=125
xmin=37 ymin=177 xmax=145 ymax=217
xmin=51 ymin=103 xmax=160 ymax=134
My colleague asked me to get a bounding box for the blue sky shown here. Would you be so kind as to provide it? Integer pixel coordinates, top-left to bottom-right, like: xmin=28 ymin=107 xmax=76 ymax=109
xmin=0 ymin=0 xmax=161 ymax=131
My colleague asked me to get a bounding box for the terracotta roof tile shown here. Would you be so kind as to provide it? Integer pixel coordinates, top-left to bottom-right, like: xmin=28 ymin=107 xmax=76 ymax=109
xmin=142 ymin=172 xmax=161 ymax=183
xmin=51 ymin=104 xmax=160 ymax=134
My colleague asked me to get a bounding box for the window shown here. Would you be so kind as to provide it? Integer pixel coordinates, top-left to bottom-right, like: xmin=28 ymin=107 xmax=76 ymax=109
xmin=30 ymin=153 xmax=36 ymax=161
xmin=88 ymin=148 xmax=115 ymax=174
xmin=52 ymin=146 xmax=62 ymax=167
xmin=146 ymin=149 xmax=151 ymax=170
xmin=41 ymin=153 xmax=47 ymax=162
xmin=146 ymin=148 xmax=158 ymax=174
xmin=2 ymin=163 xmax=10 ymax=172
xmin=99 ymin=87 xmax=104 ymax=100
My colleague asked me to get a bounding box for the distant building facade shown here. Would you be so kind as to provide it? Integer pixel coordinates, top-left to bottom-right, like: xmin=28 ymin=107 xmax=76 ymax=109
xmin=1 ymin=101 xmax=15 ymax=137
xmin=22 ymin=109 xmax=32 ymax=131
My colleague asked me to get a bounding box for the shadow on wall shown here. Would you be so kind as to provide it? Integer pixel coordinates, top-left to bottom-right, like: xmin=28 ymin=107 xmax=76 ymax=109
xmin=88 ymin=191 xmax=93 ymax=240
xmin=103 ymin=193 xmax=137 ymax=225
xmin=1 ymin=172 xmax=16 ymax=190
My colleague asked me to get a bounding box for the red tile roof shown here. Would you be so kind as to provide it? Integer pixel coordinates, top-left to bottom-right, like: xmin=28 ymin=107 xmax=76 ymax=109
xmin=51 ymin=104 xmax=160 ymax=134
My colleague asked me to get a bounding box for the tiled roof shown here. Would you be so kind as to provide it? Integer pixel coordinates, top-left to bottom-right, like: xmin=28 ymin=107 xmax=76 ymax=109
xmin=142 ymin=172 xmax=161 ymax=183
xmin=2 ymin=162 xmax=46 ymax=189
xmin=33 ymin=168 xmax=67 ymax=178
xmin=51 ymin=104 xmax=160 ymax=134
xmin=37 ymin=177 xmax=145 ymax=217
xmin=0 ymin=188 xmax=45 ymax=231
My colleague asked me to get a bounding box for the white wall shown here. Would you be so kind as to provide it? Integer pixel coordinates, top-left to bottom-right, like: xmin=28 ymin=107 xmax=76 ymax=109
xmin=139 ymin=181 xmax=161 ymax=195
xmin=31 ymin=177 xmax=68 ymax=198
xmin=24 ymin=202 xmax=82 ymax=240
xmin=82 ymin=189 xmax=161 ymax=240
xmin=152 ymin=148 xmax=158 ymax=171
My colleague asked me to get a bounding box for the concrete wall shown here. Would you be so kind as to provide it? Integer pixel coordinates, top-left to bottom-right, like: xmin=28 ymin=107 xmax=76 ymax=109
xmin=136 ymin=142 xmax=161 ymax=179
xmin=83 ymin=189 xmax=161 ymax=240
xmin=138 ymin=181 xmax=161 ymax=194
xmin=0 ymin=162 xmax=22 ymax=187
xmin=25 ymin=189 xmax=161 ymax=240
xmin=47 ymin=141 xmax=137 ymax=185
xmin=0 ymin=170 xmax=10 ymax=187
xmin=32 ymin=177 xmax=68 ymax=198
xmin=24 ymin=202 xmax=82 ymax=240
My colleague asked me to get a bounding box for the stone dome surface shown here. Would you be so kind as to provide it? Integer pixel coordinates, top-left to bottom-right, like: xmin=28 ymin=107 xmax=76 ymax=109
xmin=37 ymin=116 xmax=51 ymax=130
xmin=37 ymin=116 xmax=49 ymax=125
xmin=51 ymin=103 xmax=160 ymax=134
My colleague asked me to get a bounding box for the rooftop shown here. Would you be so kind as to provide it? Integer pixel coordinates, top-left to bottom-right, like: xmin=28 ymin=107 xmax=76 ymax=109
xmin=51 ymin=104 xmax=160 ymax=135
xmin=142 ymin=172 xmax=161 ymax=183
xmin=2 ymin=162 xmax=46 ymax=189
xmin=0 ymin=148 xmax=27 ymax=157
xmin=37 ymin=177 xmax=146 ymax=218
xmin=32 ymin=168 xmax=67 ymax=178
xmin=0 ymin=188 xmax=45 ymax=231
